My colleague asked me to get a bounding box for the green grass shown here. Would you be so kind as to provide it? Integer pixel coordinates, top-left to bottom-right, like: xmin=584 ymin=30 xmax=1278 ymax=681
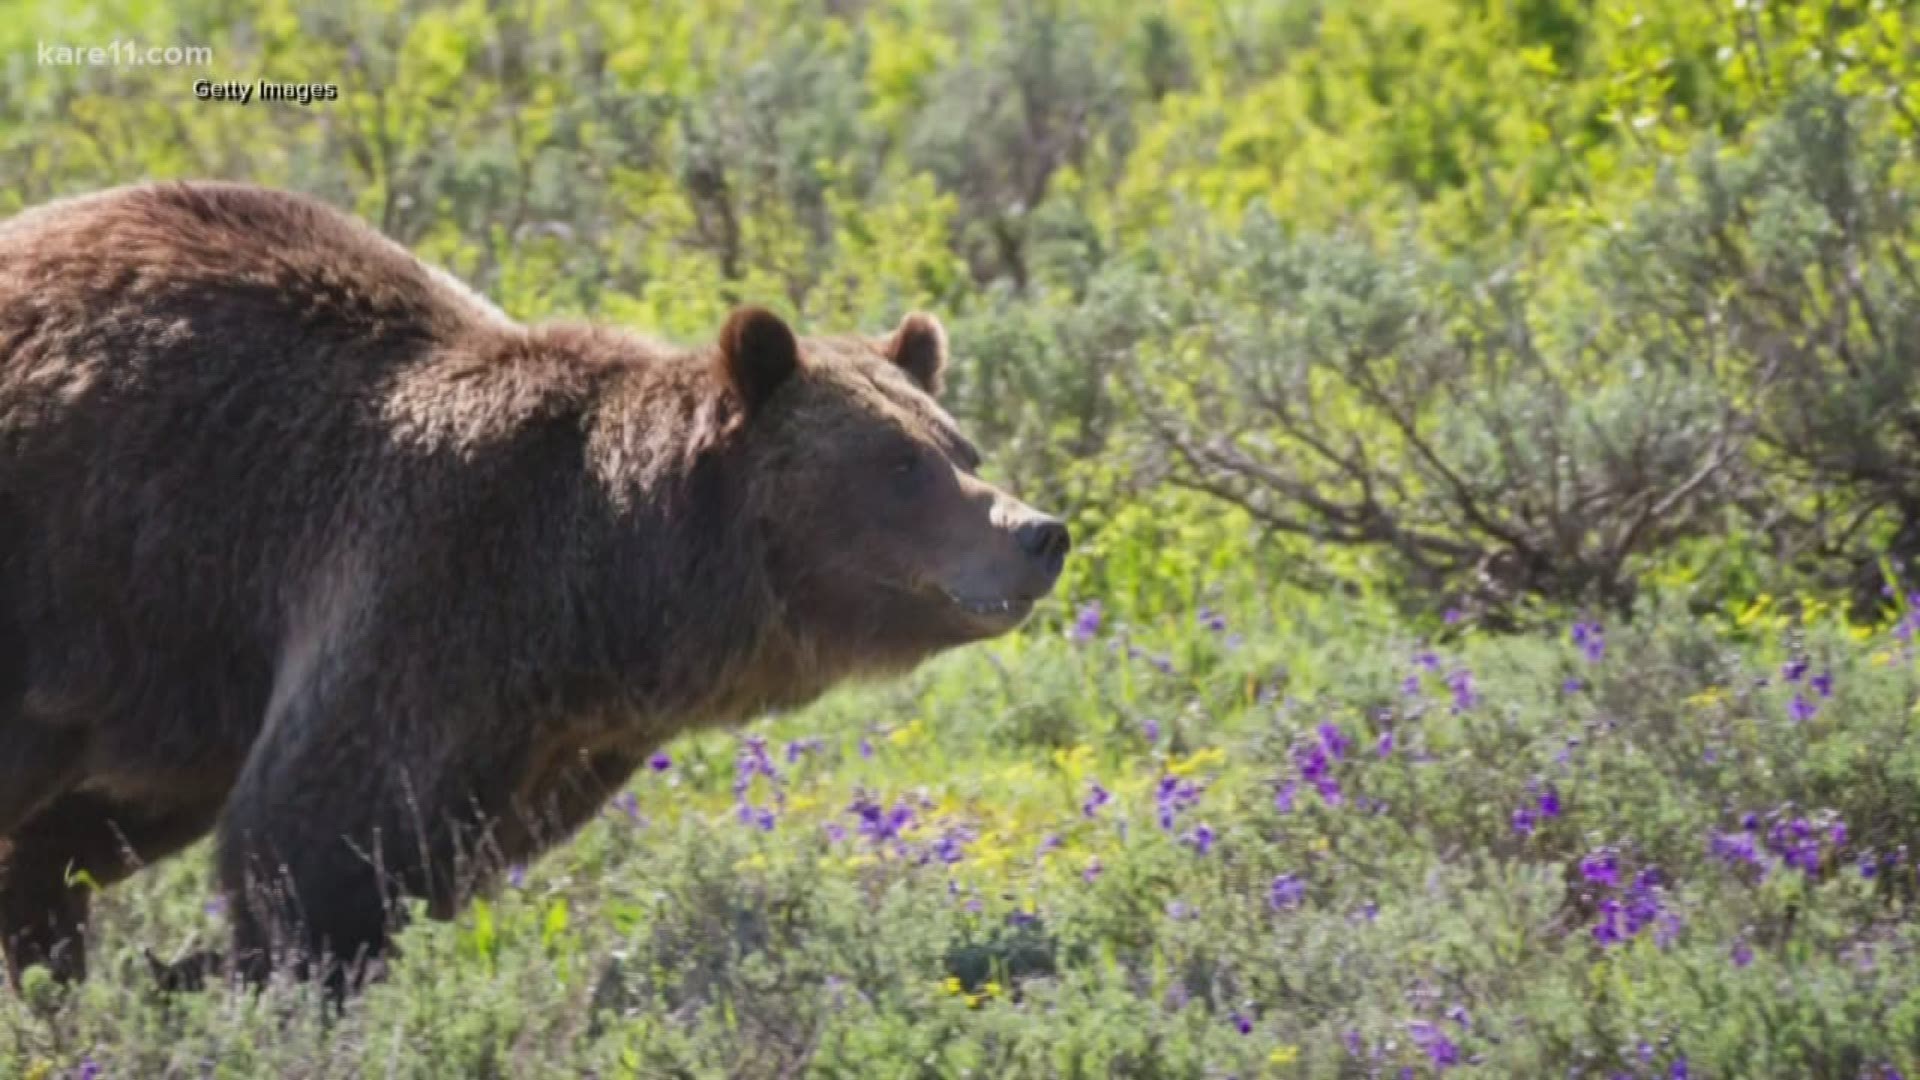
xmin=5 ymin=586 xmax=1918 ymax=1077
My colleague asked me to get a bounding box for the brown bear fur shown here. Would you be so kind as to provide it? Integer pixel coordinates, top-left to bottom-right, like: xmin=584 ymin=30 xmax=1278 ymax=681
xmin=0 ymin=181 xmax=1068 ymax=991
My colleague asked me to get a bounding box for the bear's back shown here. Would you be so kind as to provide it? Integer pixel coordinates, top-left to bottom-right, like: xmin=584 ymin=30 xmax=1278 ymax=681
xmin=0 ymin=183 xmax=550 ymax=681
xmin=0 ymin=181 xmax=507 ymax=368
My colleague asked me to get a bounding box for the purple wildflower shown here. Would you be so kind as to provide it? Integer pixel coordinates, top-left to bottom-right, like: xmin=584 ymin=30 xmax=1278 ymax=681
xmin=1512 ymin=806 xmax=1538 ymax=836
xmin=931 ymin=830 xmax=969 ymax=865
xmin=1199 ymin=607 xmax=1228 ymax=633
xmin=613 ymin=790 xmax=642 ymax=822
xmin=1711 ymin=830 xmax=1763 ymax=869
xmin=1269 ymin=873 xmax=1306 ymax=910
xmin=1401 ymin=674 xmax=1422 ymax=696
xmin=1314 ymin=775 xmax=1345 ymax=807
xmin=507 ymin=865 xmax=526 ymax=888
xmin=1671 ymin=1057 xmax=1689 ymax=1079
xmin=1788 ymin=694 xmax=1817 ymax=723
xmin=1142 ymin=718 xmax=1162 ymax=743
xmin=1414 ymin=649 xmax=1441 ymax=672
xmin=1273 ymin=779 xmax=1298 ymax=814
xmin=1230 ymin=1011 xmax=1252 ymax=1035
xmin=1318 ymin=722 xmax=1352 ymax=760
xmin=1591 ymin=898 xmax=1626 ymax=945
xmin=1293 ymin=741 xmax=1331 ymax=781
xmin=647 ymin=751 xmax=672 ymax=772
xmin=1082 ymin=781 xmax=1112 ymax=819
xmin=1731 ymin=938 xmax=1754 ymax=967
xmin=1409 ymin=1021 xmax=1460 ymax=1068
xmin=847 ymin=790 xmax=915 ymax=846
xmin=1782 ymin=657 xmax=1810 ymax=682
xmin=1185 ymin=823 xmax=1216 ymax=855
xmin=1572 ymin=620 xmax=1605 ymax=662
xmin=1447 ymin=668 xmax=1478 ymax=711
xmin=1082 ymin=858 xmax=1103 ymax=883
xmin=733 ymin=736 xmax=780 ymax=796
xmin=1537 ymin=785 xmax=1562 ymax=818
xmin=1580 ymin=850 xmax=1621 ymax=888
xmin=1811 ymin=670 xmax=1834 ymax=698
xmin=1444 ymin=607 xmax=1464 ymax=625
xmin=858 ymin=737 xmax=874 ymax=759
xmin=1588 ymin=862 xmax=1676 ymax=946
xmin=1655 ymin=911 xmax=1684 ymax=949
xmin=1376 ymin=731 xmax=1395 ymax=757
xmin=1069 ymin=600 xmax=1103 ymax=643
xmin=76 ymin=1060 xmax=102 ymax=1080
xmin=1155 ymin=774 xmax=1202 ymax=830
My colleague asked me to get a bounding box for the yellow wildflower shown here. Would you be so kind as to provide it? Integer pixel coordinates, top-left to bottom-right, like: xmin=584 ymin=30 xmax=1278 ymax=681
xmin=1736 ymin=594 xmax=1772 ymax=628
xmin=1051 ymin=744 xmax=1094 ymax=771
xmin=1269 ymin=1045 xmax=1300 ymax=1065
xmin=1167 ymin=747 xmax=1227 ymax=776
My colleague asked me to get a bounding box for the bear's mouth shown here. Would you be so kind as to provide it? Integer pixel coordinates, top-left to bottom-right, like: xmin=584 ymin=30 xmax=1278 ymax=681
xmin=941 ymin=589 xmax=1033 ymax=623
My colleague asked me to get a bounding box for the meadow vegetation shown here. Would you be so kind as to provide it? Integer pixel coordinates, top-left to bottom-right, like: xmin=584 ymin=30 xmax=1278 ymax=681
xmin=3 ymin=0 xmax=1920 ymax=1074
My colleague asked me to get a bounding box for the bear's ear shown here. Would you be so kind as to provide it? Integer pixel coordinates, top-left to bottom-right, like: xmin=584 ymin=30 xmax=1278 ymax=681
xmin=716 ymin=305 xmax=800 ymax=412
xmin=884 ymin=312 xmax=947 ymax=396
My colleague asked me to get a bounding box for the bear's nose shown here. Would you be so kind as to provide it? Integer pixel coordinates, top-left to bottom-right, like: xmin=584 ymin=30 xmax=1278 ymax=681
xmin=1015 ymin=517 xmax=1071 ymax=578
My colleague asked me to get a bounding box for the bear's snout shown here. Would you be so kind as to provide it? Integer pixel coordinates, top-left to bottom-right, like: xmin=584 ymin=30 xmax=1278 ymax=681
xmin=1014 ymin=516 xmax=1071 ymax=582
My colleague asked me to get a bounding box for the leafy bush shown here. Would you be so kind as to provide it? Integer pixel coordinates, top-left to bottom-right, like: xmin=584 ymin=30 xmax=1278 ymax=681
xmin=1128 ymin=213 xmax=1743 ymax=615
xmin=6 ymin=589 xmax=1920 ymax=1076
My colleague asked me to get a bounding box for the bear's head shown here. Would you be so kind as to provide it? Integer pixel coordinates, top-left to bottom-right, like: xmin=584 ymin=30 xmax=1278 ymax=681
xmin=713 ymin=306 xmax=1070 ymax=672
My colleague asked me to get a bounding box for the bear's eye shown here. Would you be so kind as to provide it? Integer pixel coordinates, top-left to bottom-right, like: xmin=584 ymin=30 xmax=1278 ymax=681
xmin=888 ymin=449 xmax=925 ymax=494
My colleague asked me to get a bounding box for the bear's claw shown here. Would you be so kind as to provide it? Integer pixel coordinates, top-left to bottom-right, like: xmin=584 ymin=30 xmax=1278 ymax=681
xmin=144 ymin=946 xmax=225 ymax=992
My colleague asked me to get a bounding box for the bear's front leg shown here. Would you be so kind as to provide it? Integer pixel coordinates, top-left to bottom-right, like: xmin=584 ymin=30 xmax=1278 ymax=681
xmin=216 ymin=645 xmax=536 ymax=996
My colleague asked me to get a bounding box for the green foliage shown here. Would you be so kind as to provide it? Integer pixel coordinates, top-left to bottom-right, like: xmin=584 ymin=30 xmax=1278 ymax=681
xmin=6 ymin=590 xmax=1920 ymax=1075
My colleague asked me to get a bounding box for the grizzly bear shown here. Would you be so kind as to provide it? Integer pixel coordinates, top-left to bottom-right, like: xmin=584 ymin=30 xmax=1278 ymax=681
xmin=0 ymin=181 xmax=1069 ymax=992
